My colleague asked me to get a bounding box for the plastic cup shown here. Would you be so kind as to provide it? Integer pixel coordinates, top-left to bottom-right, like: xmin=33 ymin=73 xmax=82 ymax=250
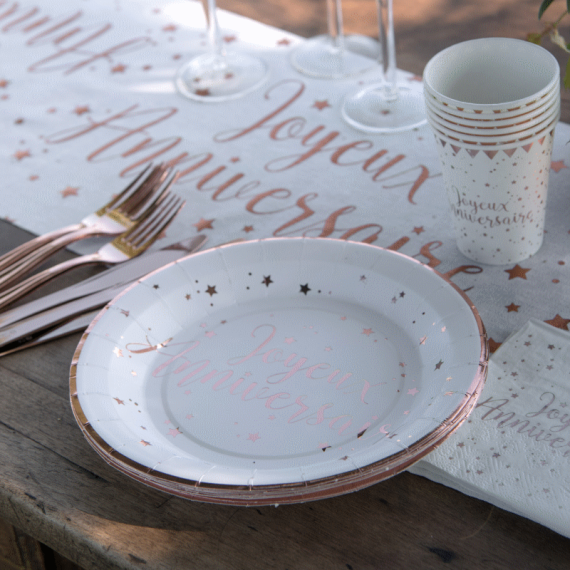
xmin=430 ymin=121 xmax=558 ymax=264
xmin=423 ymin=38 xmax=560 ymax=114
xmin=425 ymin=100 xmax=560 ymax=141
xmin=427 ymin=110 xmax=559 ymax=147
xmin=423 ymin=38 xmax=561 ymax=264
xmin=424 ymin=90 xmax=559 ymax=132
xmin=424 ymin=84 xmax=559 ymax=123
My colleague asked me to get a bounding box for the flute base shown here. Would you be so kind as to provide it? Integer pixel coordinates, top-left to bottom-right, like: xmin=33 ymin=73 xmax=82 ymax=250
xmin=175 ymin=52 xmax=268 ymax=102
xmin=291 ymin=34 xmax=380 ymax=79
xmin=341 ymin=84 xmax=427 ymax=133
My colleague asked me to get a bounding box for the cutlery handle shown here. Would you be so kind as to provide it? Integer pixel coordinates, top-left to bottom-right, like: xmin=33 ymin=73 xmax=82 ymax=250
xmin=0 ymin=223 xmax=84 ymax=274
xmin=0 ymin=252 xmax=101 ymax=312
xmin=0 ymin=224 xmax=113 ymax=292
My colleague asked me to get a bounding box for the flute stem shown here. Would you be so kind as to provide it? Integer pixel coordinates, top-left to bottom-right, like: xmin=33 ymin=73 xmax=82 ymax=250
xmin=326 ymin=0 xmax=345 ymax=52
xmin=203 ymin=0 xmax=224 ymax=58
xmin=377 ymin=0 xmax=397 ymax=100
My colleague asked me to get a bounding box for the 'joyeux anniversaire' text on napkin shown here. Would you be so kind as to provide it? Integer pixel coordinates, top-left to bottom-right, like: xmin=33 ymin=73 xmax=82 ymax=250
xmin=409 ymin=319 xmax=570 ymax=538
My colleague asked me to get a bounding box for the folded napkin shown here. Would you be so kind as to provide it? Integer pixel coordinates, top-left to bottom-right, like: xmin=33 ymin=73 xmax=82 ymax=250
xmin=409 ymin=318 xmax=570 ymax=538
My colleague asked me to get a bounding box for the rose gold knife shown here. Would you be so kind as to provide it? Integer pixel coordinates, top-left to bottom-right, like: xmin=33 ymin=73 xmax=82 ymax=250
xmin=0 ymin=235 xmax=208 ymax=355
xmin=0 ymin=235 xmax=207 ymax=330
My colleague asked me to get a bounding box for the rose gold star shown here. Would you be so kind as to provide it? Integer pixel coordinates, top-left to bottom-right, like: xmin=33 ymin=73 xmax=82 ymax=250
xmin=435 ymin=359 xmax=444 ymax=370
xmin=545 ymin=314 xmax=570 ymax=330
xmin=243 ymin=225 xmax=254 ymax=233
xmin=313 ymin=100 xmax=331 ymax=110
xmin=362 ymin=328 xmax=374 ymax=336
xmin=205 ymin=285 xmax=217 ymax=296
xmin=60 ymin=186 xmax=79 ymax=198
xmin=167 ymin=427 xmax=182 ymax=438
xmin=506 ymin=303 xmax=520 ymax=312
xmin=140 ymin=440 xmax=151 ymax=446
xmin=505 ymin=264 xmax=531 ymax=280
xmin=195 ymin=88 xmax=210 ymax=96
xmin=114 ymin=397 xmax=125 ymax=405
xmin=74 ymin=105 xmax=90 ymax=115
xmin=111 ymin=64 xmax=126 ymax=73
xmin=407 ymin=388 xmax=419 ymax=396
xmin=551 ymin=160 xmax=567 ymax=173
xmin=162 ymin=24 xmax=177 ymax=32
xmin=29 ymin=175 xmax=39 ymax=181
xmin=0 ymin=79 xmax=9 ymax=88
xmin=412 ymin=226 xmax=425 ymax=235
xmin=277 ymin=38 xmax=291 ymax=46
xmin=193 ymin=217 xmax=214 ymax=231
xmin=13 ymin=149 xmax=30 ymax=160
xmin=409 ymin=75 xmax=423 ymax=82
xmin=247 ymin=432 xmax=261 ymax=442
xmin=223 ymin=35 xmax=237 ymax=43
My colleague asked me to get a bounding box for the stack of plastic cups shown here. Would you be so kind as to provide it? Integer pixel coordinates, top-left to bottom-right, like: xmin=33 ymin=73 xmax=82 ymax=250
xmin=423 ymin=38 xmax=561 ymax=265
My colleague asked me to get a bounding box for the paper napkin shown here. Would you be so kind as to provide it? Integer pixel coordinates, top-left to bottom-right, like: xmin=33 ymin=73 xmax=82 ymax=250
xmin=409 ymin=318 xmax=570 ymax=538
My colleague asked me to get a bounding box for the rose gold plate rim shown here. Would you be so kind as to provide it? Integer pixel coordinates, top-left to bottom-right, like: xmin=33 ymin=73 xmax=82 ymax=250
xmin=69 ymin=237 xmax=488 ymax=505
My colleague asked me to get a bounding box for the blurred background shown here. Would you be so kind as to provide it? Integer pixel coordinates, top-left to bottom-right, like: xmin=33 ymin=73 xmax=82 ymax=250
xmin=219 ymin=0 xmax=570 ymax=122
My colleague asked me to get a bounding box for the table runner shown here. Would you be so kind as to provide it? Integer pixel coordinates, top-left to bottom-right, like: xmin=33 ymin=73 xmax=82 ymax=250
xmin=2 ymin=0 xmax=570 ymax=349
xmin=2 ymin=0 xmax=570 ymax=524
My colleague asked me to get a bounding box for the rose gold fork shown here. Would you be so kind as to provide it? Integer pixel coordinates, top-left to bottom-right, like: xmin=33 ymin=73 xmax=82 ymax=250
xmin=0 ymin=190 xmax=185 ymax=312
xmin=0 ymin=163 xmax=172 ymax=291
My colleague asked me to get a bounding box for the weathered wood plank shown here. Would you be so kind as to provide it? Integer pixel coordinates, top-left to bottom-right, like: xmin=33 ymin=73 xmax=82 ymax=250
xmin=0 ymin=518 xmax=47 ymax=570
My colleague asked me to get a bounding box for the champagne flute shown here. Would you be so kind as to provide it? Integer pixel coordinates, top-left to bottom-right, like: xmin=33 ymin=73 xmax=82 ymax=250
xmin=290 ymin=0 xmax=380 ymax=79
xmin=175 ymin=0 xmax=268 ymax=102
xmin=341 ymin=0 xmax=426 ymax=132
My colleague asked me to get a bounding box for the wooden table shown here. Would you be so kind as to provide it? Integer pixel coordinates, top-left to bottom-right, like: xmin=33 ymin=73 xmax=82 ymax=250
xmin=1 ymin=0 xmax=570 ymax=568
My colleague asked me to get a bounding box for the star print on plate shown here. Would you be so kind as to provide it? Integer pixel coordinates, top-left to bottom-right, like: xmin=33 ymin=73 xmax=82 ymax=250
xmin=70 ymin=238 xmax=487 ymax=505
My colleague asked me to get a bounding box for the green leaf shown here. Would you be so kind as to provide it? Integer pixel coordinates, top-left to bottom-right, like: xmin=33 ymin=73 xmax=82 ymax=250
xmin=527 ymin=32 xmax=543 ymax=44
xmin=564 ymin=57 xmax=570 ymax=89
xmin=539 ymin=0 xmax=557 ymax=19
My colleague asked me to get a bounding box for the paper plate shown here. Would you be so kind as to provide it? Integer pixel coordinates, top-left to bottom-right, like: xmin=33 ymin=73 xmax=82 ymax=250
xmin=70 ymin=238 xmax=487 ymax=505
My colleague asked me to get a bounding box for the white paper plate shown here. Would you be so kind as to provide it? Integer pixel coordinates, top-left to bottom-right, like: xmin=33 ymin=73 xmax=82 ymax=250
xmin=71 ymin=238 xmax=487 ymax=504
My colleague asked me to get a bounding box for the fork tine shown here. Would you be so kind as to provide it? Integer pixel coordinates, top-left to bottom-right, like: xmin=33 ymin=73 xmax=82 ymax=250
xmin=120 ymin=193 xmax=185 ymax=252
xmin=127 ymin=169 xmax=177 ymax=223
xmin=113 ymin=164 xmax=172 ymax=217
xmin=94 ymin=162 xmax=157 ymax=216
